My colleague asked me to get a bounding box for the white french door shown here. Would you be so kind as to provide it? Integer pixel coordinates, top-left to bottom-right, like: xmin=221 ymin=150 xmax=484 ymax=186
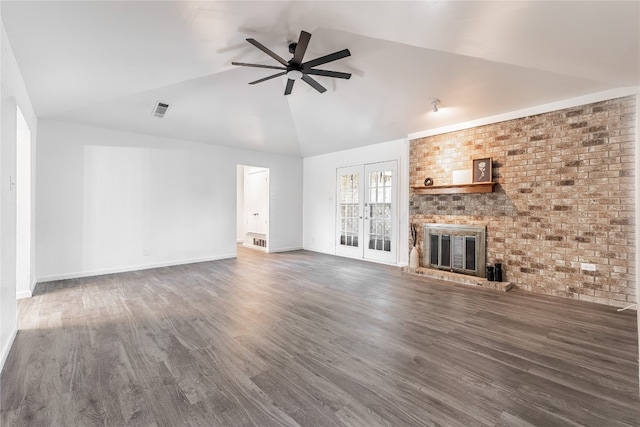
xmin=336 ymin=160 xmax=398 ymax=264
xmin=363 ymin=162 xmax=397 ymax=263
xmin=335 ymin=165 xmax=363 ymax=259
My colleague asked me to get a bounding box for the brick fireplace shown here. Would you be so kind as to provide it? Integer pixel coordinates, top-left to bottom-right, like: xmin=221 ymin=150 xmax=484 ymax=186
xmin=409 ymin=96 xmax=636 ymax=307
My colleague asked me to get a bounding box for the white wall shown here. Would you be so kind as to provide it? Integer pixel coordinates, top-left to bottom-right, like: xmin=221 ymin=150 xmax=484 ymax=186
xmin=0 ymin=21 xmax=38 ymax=372
xmin=36 ymin=120 xmax=303 ymax=281
xmin=302 ymin=138 xmax=410 ymax=265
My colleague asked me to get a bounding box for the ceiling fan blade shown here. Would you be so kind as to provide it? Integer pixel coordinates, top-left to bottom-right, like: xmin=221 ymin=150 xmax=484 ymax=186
xmin=302 ymin=49 xmax=351 ymax=70
xmin=232 ymin=62 xmax=287 ymax=71
xmin=291 ymin=31 xmax=311 ymax=65
xmin=304 ymin=69 xmax=352 ymax=79
xmin=301 ymin=75 xmax=327 ymax=93
xmin=246 ymin=38 xmax=289 ymax=66
xmin=249 ymin=72 xmax=287 ymax=85
xmin=284 ymin=79 xmax=295 ymax=95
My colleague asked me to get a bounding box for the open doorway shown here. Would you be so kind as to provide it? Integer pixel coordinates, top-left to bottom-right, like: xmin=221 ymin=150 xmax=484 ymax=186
xmin=237 ymin=165 xmax=269 ymax=252
xmin=16 ymin=106 xmax=32 ymax=299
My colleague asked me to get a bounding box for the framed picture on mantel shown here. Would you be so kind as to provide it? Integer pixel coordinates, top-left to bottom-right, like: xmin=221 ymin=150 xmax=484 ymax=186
xmin=472 ymin=157 xmax=492 ymax=183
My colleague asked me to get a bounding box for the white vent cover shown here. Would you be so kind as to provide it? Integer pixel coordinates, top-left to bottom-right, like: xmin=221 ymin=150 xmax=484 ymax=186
xmin=152 ymin=102 xmax=170 ymax=118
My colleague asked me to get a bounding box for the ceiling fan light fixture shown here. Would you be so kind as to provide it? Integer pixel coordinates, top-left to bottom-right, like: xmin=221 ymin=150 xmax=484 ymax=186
xmin=287 ymin=70 xmax=303 ymax=80
xmin=232 ymin=30 xmax=351 ymax=95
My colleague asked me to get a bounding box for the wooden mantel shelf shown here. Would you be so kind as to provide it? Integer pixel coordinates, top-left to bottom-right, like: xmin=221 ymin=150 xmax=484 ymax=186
xmin=411 ymin=182 xmax=496 ymax=195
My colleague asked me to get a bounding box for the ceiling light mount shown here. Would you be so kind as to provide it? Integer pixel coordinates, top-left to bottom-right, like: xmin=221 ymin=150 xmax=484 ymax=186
xmin=431 ymin=99 xmax=440 ymax=112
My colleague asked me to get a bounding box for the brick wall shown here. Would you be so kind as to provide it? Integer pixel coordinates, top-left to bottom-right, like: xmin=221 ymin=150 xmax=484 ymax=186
xmin=409 ymin=96 xmax=636 ymax=307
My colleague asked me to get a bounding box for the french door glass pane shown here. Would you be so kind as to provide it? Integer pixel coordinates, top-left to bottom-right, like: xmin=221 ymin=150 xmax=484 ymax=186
xmin=367 ymin=170 xmax=392 ymax=253
xmin=339 ymin=173 xmax=359 ymax=247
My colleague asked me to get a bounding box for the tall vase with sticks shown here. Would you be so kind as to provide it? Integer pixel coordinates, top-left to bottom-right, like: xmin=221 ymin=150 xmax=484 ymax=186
xmin=409 ymin=224 xmax=419 ymax=269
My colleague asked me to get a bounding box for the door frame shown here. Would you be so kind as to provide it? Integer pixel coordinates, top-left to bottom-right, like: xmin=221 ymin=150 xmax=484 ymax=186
xmin=363 ymin=160 xmax=398 ymax=264
xmin=335 ymin=165 xmax=365 ymax=259
xmin=335 ymin=159 xmax=399 ymax=265
xmin=237 ymin=164 xmax=269 ymax=252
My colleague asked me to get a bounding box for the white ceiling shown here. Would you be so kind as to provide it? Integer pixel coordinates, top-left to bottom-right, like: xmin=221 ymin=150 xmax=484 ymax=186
xmin=2 ymin=1 xmax=638 ymax=157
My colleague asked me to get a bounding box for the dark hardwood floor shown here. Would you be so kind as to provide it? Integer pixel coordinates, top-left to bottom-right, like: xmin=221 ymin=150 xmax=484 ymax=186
xmin=1 ymin=247 xmax=638 ymax=426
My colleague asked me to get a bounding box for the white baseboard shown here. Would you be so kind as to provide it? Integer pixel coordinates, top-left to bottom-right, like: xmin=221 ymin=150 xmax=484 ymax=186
xmin=16 ymin=290 xmax=32 ymax=299
xmin=0 ymin=326 xmax=17 ymax=374
xmin=15 ymin=278 xmax=37 ymax=299
xmin=302 ymin=245 xmax=334 ymax=256
xmin=302 ymin=246 xmax=403 ymax=267
xmin=267 ymin=246 xmax=303 ymax=253
xmin=36 ymin=253 xmax=237 ymax=283
xmin=243 ymin=243 xmax=267 ymax=252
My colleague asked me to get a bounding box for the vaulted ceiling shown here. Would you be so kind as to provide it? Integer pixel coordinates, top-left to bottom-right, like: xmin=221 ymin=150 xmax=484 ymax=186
xmin=2 ymin=1 xmax=638 ymax=157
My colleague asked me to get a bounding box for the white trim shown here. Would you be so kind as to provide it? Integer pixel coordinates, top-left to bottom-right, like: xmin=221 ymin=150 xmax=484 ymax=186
xmin=266 ymin=246 xmax=303 ymax=253
xmin=36 ymin=254 xmax=236 ymax=283
xmin=0 ymin=326 xmax=17 ymax=374
xmin=409 ymin=87 xmax=640 ymax=140
xmin=301 ymin=246 xmax=406 ymax=267
xmin=16 ymin=105 xmax=32 ymax=304
xmin=16 ymin=290 xmax=32 ymax=299
xmin=363 ymin=160 xmax=399 ymax=265
xmin=244 ymin=244 xmax=268 ymax=253
xmin=309 ymin=248 xmax=402 ymax=267
xmin=302 ymin=245 xmax=334 ymax=256
xmin=335 ymin=164 xmax=366 ymax=259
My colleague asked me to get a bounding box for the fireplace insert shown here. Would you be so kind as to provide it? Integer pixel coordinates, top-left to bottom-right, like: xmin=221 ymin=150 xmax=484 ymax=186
xmin=423 ymin=224 xmax=486 ymax=278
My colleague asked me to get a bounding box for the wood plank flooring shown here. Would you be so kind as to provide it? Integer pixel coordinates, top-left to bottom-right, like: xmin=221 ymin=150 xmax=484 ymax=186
xmin=1 ymin=247 xmax=638 ymax=426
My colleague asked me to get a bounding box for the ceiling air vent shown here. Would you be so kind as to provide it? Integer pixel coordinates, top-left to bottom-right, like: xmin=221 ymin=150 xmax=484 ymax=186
xmin=152 ymin=102 xmax=170 ymax=118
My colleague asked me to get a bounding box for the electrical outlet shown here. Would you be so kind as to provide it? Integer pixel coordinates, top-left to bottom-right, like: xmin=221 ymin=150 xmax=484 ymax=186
xmin=580 ymin=263 xmax=596 ymax=271
xmin=143 ymin=248 xmax=150 ymax=256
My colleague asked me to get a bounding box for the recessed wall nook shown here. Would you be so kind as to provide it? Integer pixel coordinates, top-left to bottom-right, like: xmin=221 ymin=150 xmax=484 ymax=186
xmin=407 ymin=96 xmax=636 ymax=307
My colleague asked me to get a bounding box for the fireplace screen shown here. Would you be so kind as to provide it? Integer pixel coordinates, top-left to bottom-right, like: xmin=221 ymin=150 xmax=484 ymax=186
xmin=423 ymin=224 xmax=486 ymax=278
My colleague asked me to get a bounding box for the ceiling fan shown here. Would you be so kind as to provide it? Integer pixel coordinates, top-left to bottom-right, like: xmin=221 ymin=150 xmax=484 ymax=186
xmin=232 ymin=30 xmax=351 ymax=95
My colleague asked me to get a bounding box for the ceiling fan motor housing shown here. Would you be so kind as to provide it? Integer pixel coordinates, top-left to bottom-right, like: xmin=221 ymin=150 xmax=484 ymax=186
xmin=231 ymin=30 xmax=352 ymax=95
